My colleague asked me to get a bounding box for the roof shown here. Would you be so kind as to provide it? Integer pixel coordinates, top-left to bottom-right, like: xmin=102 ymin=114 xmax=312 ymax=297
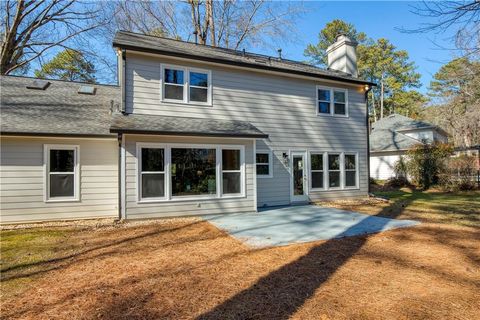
xmin=1 ymin=75 xmax=120 ymax=137
xmin=110 ymin=113 xmax=268 ymax=139
xmin=370 ymin=114 xmax=448 ymax=152
xmin=113 ymin=31 xmax=375 ymax=86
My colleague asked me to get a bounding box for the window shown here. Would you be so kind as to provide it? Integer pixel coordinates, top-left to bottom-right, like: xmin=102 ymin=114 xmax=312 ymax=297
xmin=310 ymin=153 xmax=324 ymax=189
xmin=140 ymin=148 xmax=165 ymax=199
xmin=190 ymin=71 xmax=208 ymax=103
xmin=45 ymin=145 xmax=79 ymax=201
xmin=171 ymin=148 xmax=217 ymax=196
xmin=222 ymin=149 xmax=242 ymax=194
xmin=256 ymin=151 xmax=272 ymax=178
xmin=164 ymin=67 xmax=185 ymax=101
xmin=162 ymin=65 xmax=211 ymax=104
xmin=328 ymin=154 xmax=341 ymax=188
xmin=316 ymin=86 xmax=348 ymax=116
xmin=344 ymin=153 xmax=357 ymax=188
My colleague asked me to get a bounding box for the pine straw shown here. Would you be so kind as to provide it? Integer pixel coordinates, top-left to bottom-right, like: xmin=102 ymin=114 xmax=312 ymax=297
xmin=1 ymin=217 xmax=479 ymax=320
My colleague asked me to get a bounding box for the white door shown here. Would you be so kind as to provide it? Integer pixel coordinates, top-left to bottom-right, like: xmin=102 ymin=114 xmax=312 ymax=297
xmin=290 ymin=152 xmax=308 ymax=203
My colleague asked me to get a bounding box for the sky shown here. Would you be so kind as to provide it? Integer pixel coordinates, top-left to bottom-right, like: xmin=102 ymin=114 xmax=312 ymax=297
xmin=279 ymin=1 xmax=459 ymax=93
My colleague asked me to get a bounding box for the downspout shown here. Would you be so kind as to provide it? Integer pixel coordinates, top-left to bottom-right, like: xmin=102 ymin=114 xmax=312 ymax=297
xmin=365 ymin=85 xmax=373 ymax=194
xmin=121 ymin=49 xmax=126 ymax=114
xmin=117 ymin=133 xmax=123 ymax=220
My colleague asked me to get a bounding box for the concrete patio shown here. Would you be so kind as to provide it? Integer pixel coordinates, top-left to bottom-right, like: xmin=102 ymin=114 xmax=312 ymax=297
xmin=205 ymin=205 xmax=419 ymax=247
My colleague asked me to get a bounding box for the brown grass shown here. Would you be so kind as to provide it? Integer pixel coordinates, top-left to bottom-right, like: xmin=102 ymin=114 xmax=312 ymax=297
xmin=1 ymin=209 xmax=479 ymax=320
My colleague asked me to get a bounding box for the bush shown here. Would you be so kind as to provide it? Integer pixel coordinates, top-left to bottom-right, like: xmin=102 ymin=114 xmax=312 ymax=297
xmin=439 ymin=155 xmax=477 ymax=191
xmin=384 ymin=176 xmax=411 ymax=189
xmin=398 ymin=143 xmax=453 ymax=190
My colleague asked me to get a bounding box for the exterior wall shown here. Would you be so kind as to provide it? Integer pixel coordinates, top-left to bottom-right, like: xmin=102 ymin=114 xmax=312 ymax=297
xmin=0 ymin=137 xmax=118 ymax=224
xmin=125 ymin=52 xmax=369 ymax=206
xmin=123 ymin=134 xmax=255 ymax=219
xmin=370 ymin=151 xmax=403 ymax=180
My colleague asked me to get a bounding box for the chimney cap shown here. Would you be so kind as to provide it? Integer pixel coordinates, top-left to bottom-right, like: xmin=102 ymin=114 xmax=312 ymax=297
xmin=326 ymin=34 xmax=358 ymax=54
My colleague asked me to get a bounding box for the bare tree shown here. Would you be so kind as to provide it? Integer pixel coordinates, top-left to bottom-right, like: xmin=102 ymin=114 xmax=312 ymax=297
xmin=403 ymin=1 xmax=480 ymax=56
xmin=106 ymin=0 xmax=305 ymax=50
xmin=0 ymin=0 xmax=106 ymax=75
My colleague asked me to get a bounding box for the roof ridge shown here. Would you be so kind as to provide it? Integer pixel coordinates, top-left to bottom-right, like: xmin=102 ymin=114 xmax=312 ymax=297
xmin=0 ymin=74 xmax=119 ymax=88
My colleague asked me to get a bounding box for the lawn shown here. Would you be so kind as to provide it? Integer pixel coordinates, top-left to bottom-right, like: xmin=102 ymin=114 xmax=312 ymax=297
xmin=1 ymin=190 xmax=479 ymax=319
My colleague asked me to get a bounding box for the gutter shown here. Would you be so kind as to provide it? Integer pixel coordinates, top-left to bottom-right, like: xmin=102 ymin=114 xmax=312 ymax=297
xmin=0 ymin=132 xmax=117 ymax=139
xmin=109 ymin=128 xmax=268 ymax=139
xmin=113 ymin=43 xmax=376 ymax=87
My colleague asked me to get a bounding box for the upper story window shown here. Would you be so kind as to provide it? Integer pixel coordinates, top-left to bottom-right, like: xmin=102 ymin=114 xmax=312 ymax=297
xmin=161 ymin=64 xmax=211 ymax=105
xmin=316 ymin=86 xmax=348 ymax=117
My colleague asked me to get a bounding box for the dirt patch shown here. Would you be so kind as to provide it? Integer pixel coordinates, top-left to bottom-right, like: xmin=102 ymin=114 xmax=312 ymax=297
xmin=1 ymin=217 xmax=479 ymax=320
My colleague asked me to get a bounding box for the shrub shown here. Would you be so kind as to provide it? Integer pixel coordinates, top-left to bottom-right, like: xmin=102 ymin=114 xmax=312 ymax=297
xmin=384 ymin=176 xmax=411 ymax=189
xmin=439 ymin=154 xmax=477 ymax=191
xmin=402 ymin=143 xmax=453 ymax=190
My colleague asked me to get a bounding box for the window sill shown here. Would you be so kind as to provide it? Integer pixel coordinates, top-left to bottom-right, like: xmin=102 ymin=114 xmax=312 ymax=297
xmin=45 ymin=198 xmax=80 ymax=203
xmin=161 ymin=99 xmax=212 ymax=107
xmin=138 ymin=194 xmax=246 ymax=204
xmin=316 ymin=113 xmax=349 ymax=118
xmin=257 ymin=175 xmax=273 ymax=179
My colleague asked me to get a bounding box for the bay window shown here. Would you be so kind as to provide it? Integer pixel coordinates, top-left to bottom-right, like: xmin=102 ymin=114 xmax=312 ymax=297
xmin=316 ymin=86 xmax=348 ymax=116
xmin=137 ymin=143 xmax=244 ymax=202
xmin=161 ymin=64 xmax=211 ymax=104
xmin=45 ymin=145 xmax=79 ymax=201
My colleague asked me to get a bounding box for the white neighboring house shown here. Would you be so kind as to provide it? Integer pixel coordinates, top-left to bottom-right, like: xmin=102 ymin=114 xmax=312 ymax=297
xmin=369 ymin=114 xmax=448 ymax=180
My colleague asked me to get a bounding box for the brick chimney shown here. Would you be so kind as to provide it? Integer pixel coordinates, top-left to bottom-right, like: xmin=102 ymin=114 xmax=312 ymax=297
xmin=326 ymin=34 xmax=358 ymax=77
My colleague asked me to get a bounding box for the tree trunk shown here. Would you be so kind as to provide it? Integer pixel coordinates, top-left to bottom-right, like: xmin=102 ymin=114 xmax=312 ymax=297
xmin=380 ymin=75 xmax=384 ymax=119
xmin=371 ymin=90 xmax=377 ymax=122
xmin=207 ymin=0 xmax=215 ymax=46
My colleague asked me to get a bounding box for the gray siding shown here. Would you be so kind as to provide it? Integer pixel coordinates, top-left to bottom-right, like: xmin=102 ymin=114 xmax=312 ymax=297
xmin=0 ymin=137 xmax=118 ymax=224
xmin=124 ymin=135 xmax=255 ymax=219
xmin=125 ymin=52 xmax=368 ymax=206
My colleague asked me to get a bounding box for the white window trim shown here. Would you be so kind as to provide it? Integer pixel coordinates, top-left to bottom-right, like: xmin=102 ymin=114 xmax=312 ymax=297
xmin=316 ymin=86 xmax=349 ymax=117
xmin=137 ymin=143 xmax=168 ymax=202
xmin=309 ymin=152 xmax=325 ymax=191
xmin=308 ymin=151 xmax=359 ymax=192
xmin=160 ymin=64 xmax=212 ymax=106
xmin=327 ymin=153 xmax=342 ymax=190
xmin=44 ymin=144 xmax=80 ymax=202
xmin=136 ymin=143 xmax=245 ymax=203
xmin=343 ymin=152 xmax=359 ymax=189
xmin=256 ymin=150 xmax=273 ymax=178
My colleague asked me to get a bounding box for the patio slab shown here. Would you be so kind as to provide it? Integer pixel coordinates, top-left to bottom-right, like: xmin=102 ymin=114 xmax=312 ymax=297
xmin=205 ymin=205 xmax=419 ymax=247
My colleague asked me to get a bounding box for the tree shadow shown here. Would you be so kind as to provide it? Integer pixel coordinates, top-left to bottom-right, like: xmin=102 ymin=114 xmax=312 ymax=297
xmin=196 ymin=195 xmax=417 ymax=319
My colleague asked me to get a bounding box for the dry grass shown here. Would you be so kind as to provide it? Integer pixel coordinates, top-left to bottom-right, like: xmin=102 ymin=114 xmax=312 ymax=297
xmin=1 ymin=200 xmax=479 ymax=320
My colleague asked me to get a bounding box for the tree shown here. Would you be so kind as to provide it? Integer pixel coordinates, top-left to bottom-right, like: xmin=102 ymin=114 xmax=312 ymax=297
xmin=0 ymin=0 xmax=105 ymax=75
xmin=102 ymin=0 xmax=305 ymax=50
xmin=304 ymin=19 xmax=367 ymax=66
xmin=34 ymin=49 xmax=95 ymax=83
xmin=406 ymin=1 xmax=480 ymax=57
xmin=304 ymin=20 xmax=422 ymax=121
xmin=424 ymin=57 xmax=480 ymax=147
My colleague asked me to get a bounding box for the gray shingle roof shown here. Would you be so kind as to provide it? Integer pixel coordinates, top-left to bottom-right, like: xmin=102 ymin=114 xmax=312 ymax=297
xmin=110 ymin=113 xmax=268 ymax=139
xmin=1 ymin=76 xmax=120 ymax=137
xmin=113 ymin=31 xmax=375 ymax=86
xmin=370 ymin=114 xmax=447 ymax=152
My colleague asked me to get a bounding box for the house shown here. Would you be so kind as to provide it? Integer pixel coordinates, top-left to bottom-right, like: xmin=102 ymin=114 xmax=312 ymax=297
xmin=0 ymin=32 xmax=374 ymax=224
xmin=369 ymin=114 xmax=448 ymax=180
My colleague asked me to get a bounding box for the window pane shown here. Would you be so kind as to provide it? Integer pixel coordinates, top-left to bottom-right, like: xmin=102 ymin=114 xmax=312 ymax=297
xmin=223 ymin=172 xmax=241 ymax=194
xmin=311 ymin=154 xmax=323 ymax=170
xmin=190 ymin=72 xmax=208 ymax=87
xmin=256 ymin=153 xmax=269 ymax=164
xmin=345 ymin=155 xmax=356 ymax=170
xmin=164 ymin=69 xmax=184 ymax=84
xmin=222 ymin=149 xmax=240 ymax=170
xmin=328 ymin=154 xmax=340 ymax=170
xmin=334 ymin=91 xmax=346 ymax=103
xmin=334 ymin=103 xmax=346 ymax=115
xmin=311 ymin=172 xmax=324 ymax=189
xmin=165 ymin=84 xmax=183 ymax=100
xmin=319 ymin=102 xmax=330 ymax=114
xmin=257 ymin=164 xmax=269 ymax=175
xmin=318 ymin=89 xmax=330 ymax=101
xmin=329 ymin=172 xmax=340 ymax=188
xmin=171 ymin=148 xmax=216 ymax=196
xmin=142 ymin=148 xmax=164 ymax=172
xmin=142 ymin=173 xmax=165 ymax=198
xmin=345 ymin=171 xmax=356 ymax=187
xmin=50 ymin=150 xmax=74 ymax=172
xmin=190 ymin=87 xmax=208 ymax=102
xmin=50 ymin=174 xmax=74 ymax=197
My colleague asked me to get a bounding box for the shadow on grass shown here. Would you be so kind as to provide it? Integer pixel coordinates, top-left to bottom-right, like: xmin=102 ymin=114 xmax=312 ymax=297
xmin=195 ymin=195 xmax=418 ymax=319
